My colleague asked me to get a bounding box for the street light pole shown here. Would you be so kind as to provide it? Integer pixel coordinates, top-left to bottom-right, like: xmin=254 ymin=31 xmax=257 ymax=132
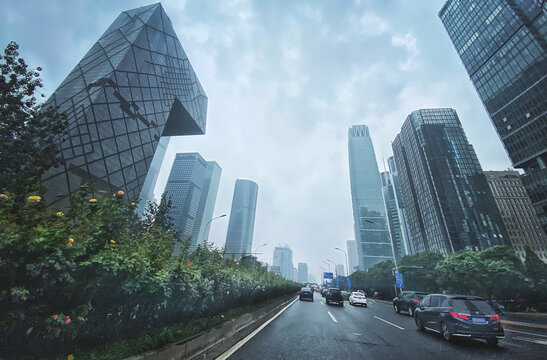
xmin=326 ymin=259 xmax=336 ymax=278
xmin=205 ymin=214 xmax=227 ymax=232
xmin=253 ymin=243 xmax=268 ymax=267
xmin=319 ymin=266 xmax=327 ymax=286
xmin=335 ymin=247 xmax=349 ymax=277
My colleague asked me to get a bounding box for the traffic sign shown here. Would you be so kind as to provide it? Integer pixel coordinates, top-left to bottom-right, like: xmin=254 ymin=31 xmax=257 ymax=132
xmin=323 ymin=272 xmax=333 ymax=279
xmin=395 ymin=271 xmax=404 ymax=288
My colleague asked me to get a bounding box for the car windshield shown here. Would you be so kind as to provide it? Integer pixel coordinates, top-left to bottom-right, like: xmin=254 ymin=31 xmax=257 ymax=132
xmin=450 ymin=299 xmax=495 ymax=314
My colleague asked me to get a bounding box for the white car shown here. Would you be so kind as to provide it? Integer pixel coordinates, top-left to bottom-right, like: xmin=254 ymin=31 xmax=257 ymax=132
xmin=349 ymin=292 xmax=368 ymax=307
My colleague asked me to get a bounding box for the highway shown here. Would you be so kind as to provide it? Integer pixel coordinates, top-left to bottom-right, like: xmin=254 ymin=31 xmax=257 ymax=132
xmin=221 ymin=293 xmax=547 ymax=359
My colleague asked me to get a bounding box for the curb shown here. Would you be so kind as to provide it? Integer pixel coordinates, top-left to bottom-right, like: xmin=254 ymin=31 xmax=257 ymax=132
xmin=124 ymin=294 xmax=297 ymax=360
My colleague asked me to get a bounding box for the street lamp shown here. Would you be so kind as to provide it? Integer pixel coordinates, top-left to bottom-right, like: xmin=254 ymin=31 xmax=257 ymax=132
xmin=252 ymin=243 xmax=268 ymax=267
xmin=205 ymin=213 xmax=227 ymax=229
xmin=322 ymin=261 xmax=330 ymax=272
xmin=326 ymin=259 xmax=336 ymax=277
xmin=318 ymin=266 xmax=327 ymax=286
xmin=335 ymin=247 xmax=349 ymax=277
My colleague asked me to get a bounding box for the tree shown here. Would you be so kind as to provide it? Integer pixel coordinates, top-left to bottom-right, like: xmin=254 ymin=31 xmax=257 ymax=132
xmin=399 ymin=252 xmax=444 ymax=292
xmin=0 ymin=41 xmax=67 ymax=199
xmin=523 ymin=246 xmax=547 ymax=299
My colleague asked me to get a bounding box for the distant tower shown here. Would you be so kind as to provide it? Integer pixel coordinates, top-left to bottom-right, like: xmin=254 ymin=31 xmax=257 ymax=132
xmin=191 ymin=161 xmax=222 ymax=246
xmin=41 ymin=3 xmax=207 ymax=209
xmin=392 ymin=108 xmax=508 ymax=254
xmin=224 ymin=179 xmax=258 ymax=259
xmin=346 ymin=240 xmax=359 ymax=274
xmin=348 ymin=125 xmax=395 ymax=271
xmin=298 ymin=263 xmax=309 ymax=283
xmin=273 ymin=246 xmax=293 ymax=280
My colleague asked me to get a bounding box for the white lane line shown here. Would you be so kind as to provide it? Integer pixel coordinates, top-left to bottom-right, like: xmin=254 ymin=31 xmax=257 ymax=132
xmin=505 ymin=328 xmax=547 ymax=338
xmin=320 ymin=301 xmax=324 ymax=305
xmin=328 ymin=311 xmax=338 ymax=323
xmin=374 ymin=316 xmax=405 ymax=330
xmin=216 ymin=297 xmax=298 ymax=360
xmin=513 ymin=336 xmax=547 ymax=346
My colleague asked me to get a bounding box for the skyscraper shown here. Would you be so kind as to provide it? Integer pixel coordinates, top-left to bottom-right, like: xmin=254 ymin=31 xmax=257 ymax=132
xmin=164 ymin=153 xmax=221 ymax=253
xmin=224 ymin=179 xmax=258 ymax=259
xmin=42 ymin=3 xmax=207 ymax=209
xmin=191 ymin=161 xmax=222 ymax=247
xmin=439 ymin=0 xmax=547 ymax=235
xmin=380 ymin=171 xmax=407 ymax=261
xmin=392 ymin=108 xmax=508 ymax=254
xmin=335 ymin=264 xmax=345 ymax=277
xmin=485 ymin=170 xmax=547 ymax=262
xmin=297 ymin=263 xmax=309 ymax=283
xmin=346 ymin=240 xmax=359 ymax=274
xmin=273 ymin=246 xmax=293 ymax=281
xmin=387 ymin=156 xmax=414 ymax=255
xmin=348 ymin=125 xmax=395 ymax=271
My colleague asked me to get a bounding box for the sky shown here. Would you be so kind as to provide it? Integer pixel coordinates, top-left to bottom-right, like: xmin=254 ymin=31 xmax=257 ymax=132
xmin=1 ymin=0 xmax=513 ymax=280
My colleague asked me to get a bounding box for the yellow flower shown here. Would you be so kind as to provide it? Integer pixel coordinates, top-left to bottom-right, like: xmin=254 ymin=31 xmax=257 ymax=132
xmin=130 ymin=202 xmax=135 ymax=206
xmin=221 ymin=314 xmax=224 ymax=318
xmin=28 ymin=195 xmax=41 ymax=202
xmin=226 ymin=290 xmax=230 ymax=294
xmin=56 ymin=212 xmax=64 ymax=217
xmin=0 ymin=193 xmax=8 ymax=200
xmin=67 ymin=243 xmax=73 ymax=247
xmin=89 ymin=198 xmax=97 ymax=203
xmin=68 ymin=355 xmax=74 ymax=360
xmin=117 ymin=190 xmax=124 ymax=196
xmin=68 ymin=238 xmax=74 ymax=244
xmin=109 ymin=240 xmax=115 ymax=244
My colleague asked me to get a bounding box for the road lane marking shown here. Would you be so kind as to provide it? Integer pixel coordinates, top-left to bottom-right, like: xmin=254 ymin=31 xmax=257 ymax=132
xmin=513 ymin=336 xmax=547 ymax=346
xmin=374 ymin=316 xmax=405 ymax=330
xmin=216 ymin=297 xmax=298 ymax=360
xmin=320 ymin=301 xmax=324 ymax=305
xmin=328 ymin=311 xmax=338 ymax=323
xmin=505 ymin=329 xmax=547 ymax=338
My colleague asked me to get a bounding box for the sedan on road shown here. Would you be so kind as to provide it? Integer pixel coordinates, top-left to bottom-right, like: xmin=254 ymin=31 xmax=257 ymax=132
xmin=299 ymin=287 xmax=313 ymax=301
xmin=349 ymin=292 xmax=368 ymax=307
xmin=414 ymin=294 xmax=504 ymax=346
xmin=393 ymin=291 xmax=428 ymax=316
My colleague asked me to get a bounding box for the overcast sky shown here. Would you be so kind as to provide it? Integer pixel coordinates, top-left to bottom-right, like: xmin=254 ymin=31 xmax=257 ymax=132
xmin=1 ymin=0 xmax=512 ymax=279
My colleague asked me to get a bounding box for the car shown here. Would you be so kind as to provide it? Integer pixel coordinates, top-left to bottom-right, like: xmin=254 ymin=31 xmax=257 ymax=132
xmin=393 ymin=291 xmax=428 ymax=316
xmin=349 ymin=292 xmax=368 ymax=307
xmin=341 ymin=291 xmax=350 ymax=300
xmin=321 ymin=288 xmax=328 ymax=297
xmin=299 ymin=287 xmax=313 ymax=301
xmin=414 ymin=294 xmax=504 ymax=346
xmin=325 ymin=288 xmax=344 ymax=306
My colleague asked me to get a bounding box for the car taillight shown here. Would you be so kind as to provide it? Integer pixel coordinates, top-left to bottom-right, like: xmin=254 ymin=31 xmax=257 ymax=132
xmin=449 ymin=311 xmax=469 ymax=320
xmin=413 ymin=299 xmax=420 ymax=303
xmin=489 ymin=315 xmax=499 ymax=321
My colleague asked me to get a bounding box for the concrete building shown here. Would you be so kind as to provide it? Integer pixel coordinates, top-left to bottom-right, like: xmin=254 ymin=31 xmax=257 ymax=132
xmin=41 ymin=3 xmax=207 ymax=209
xmin=348 ymin=125 xmax=395 ymax=271
xmin=298 ymin=263 xmax=309 ymax=283
xmin=440 ymin=0 xmax=547 ymax=235
xmin=392 ymin=108 xmax=508 ymax=254
xmin=224 ymin=179 xmax=258 ymax=259
xmin=485 ymin=170 xmax=547 ymax=262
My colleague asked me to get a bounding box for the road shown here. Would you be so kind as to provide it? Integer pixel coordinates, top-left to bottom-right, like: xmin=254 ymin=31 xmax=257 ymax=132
xmin=222 ymin=294 xmax=547 ymax=359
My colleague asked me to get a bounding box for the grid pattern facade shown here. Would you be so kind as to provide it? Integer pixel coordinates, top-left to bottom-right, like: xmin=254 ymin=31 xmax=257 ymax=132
xmin=380 ymin=172 xmax=407 ymax=261
xmin=273 ymin=246 xmax=293 ymax=281
xmin=387 ymin=156 xmax=414 ymax=255
xmin=392 ymin=109 xmax=508 ymax=255
xmin=348 ymin=125 xmax=395 ymax=271
xmin=439 ymin=0 xmax=547 ymax=235
xmin=297 ymin=263 xmax=309 ymax=283
xmin=485 ymin=170 xmax=547 ymax=262
xmin=224 ymin=179 xmax=259 ymax=259
xmin=191 ymin=162 xmax=222 ymax=249
xmin=42 ymin=3 xmax=207 ymax=208
xmin=164 ymin=153 xmax=207 ymax=253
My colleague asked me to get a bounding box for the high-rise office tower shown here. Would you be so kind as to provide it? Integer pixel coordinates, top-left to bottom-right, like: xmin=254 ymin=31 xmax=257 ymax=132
xmin=298 ymin=263 xmax=309 ymax=283
xmin=41 ymin=3 xmax=207 ymax=209
xmin=224 ymin=179 xmax=258 ymax=259
xmin=164 ymin=153 xmax=220 ymax=253
xmin=348 ymin=125 xmax=395 ymax=271
xmin=485 ymin=170 xmax=547 ymax=262
xmin=439 ymin=0 xmax=547 ymax=234
xmin=335 ymin=264 xmax=345 ymax=277
xmin=191 ymin=161 xmax=222 ymax=247
xmin=346 ymin=240 xmax=359 ymax=274
xmin=392 ymin=108 xmax=508 ymax=254
xmin=387 ymin=156 xmax=414 ymax=255
xmin=273 ymin=246 xmax=293 ymax=280
xmin=380 ymin=171 xmax=407 ymax=261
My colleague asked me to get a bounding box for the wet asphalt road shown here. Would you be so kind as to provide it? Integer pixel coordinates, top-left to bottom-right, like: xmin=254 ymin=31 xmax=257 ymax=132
xmin=226 ymin=294 xmax=547 ymax=360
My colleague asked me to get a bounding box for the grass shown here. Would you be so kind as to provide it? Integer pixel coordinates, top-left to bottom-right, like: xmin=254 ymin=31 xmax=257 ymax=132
xmin=54 ymin=293 xmax=296 ymax=360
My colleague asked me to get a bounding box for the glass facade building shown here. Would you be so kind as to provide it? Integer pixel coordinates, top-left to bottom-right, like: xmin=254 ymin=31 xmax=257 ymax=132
xmin=346 ymin=240 xmax=359 ymax=274
xmin=224 ymin=179 xmax=259 ymax=259
xmin=387 ymin=156 xmax=414 ymax=255
xmin=42 ymin=3 xmax=207 ymax=209
xmin=348 ymin=125 xmax=395 ymax=271
xmin=273 ymin=246 xmax=293 ymax=281
xmin=485 ymin=170 xmax=546 ymax=262
xmin=439 ymin=0 xmax=547 ymax=234
xmin=164 ymin=153 xmax=221 ymax=253
xmin=297 ymin=263 xmax=309 ymax=283
xmin=380 ymin=171 xmax=407 ymax=261
xmin=392 ymin=108 xmax=508 ymax=254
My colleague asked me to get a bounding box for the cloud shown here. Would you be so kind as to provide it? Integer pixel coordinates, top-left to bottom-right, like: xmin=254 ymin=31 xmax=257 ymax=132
xmin=391 ymin=32 xmax=419 ymax=71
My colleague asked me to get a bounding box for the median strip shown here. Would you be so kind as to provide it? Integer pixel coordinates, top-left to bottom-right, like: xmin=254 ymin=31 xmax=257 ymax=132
xmin=374 ymin=316 xmax=405 ymax=330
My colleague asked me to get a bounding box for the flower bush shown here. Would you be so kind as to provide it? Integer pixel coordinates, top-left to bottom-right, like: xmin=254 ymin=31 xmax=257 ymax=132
xmin=0 ymin=186 xmax=299 ymax=359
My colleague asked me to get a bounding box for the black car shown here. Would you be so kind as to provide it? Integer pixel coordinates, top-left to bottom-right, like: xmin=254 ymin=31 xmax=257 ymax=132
xmin=325 ymin=288 xmax=344 ymax=306
xmin=299 ymin=287 xmax=313 ymax=301
xmin=414 ymin=294 xmax=504 ymax=346
xmin=393 ymin=291 xmax=428 ymax=316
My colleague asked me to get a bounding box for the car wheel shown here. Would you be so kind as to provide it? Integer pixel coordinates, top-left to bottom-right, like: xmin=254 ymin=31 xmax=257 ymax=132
xmin=441 ymin=323 xmax=452 ymax=341
xmin=394 ymin=304 xmax=400 ymax=313
xmin=486 ymin=337 xmax=498 ymax=347
xmin=340 ymin=302 xmax=344 ymax=307
xmin=350 ymin=300 xmax=353 ymax=306
xmin=415 ymin=314 xmax=424 ymax=331
xmin=364 ymin=304 xmax=367 ymax=308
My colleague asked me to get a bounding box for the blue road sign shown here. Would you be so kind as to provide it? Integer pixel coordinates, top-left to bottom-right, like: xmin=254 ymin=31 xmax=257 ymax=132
xmin=395 ymin=271 xmax=404 ymax=288
xmin=324 ymin=272 xmax=333 ymax=279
